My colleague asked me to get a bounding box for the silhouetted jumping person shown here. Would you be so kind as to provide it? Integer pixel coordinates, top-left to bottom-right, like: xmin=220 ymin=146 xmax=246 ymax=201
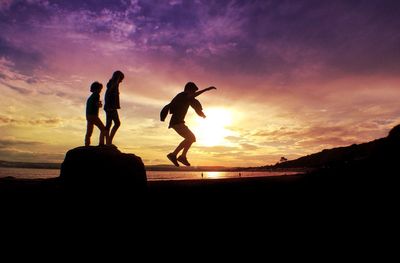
xmin=85 ymin=81 xmax=108 ymax=146
xmin=104 ymin=70 xmax=124 ymax=145
xmin=161 ymin=82 xmax=216 ymax=166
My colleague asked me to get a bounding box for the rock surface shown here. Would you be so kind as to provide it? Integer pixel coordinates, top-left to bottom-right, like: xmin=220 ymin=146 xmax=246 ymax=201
xmin=60 ymin=146 xmax=147 ymax=193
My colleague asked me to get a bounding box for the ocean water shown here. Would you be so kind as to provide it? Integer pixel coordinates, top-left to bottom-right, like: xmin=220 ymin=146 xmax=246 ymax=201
xmin=0 ymin=167 xmax=300 ymax=181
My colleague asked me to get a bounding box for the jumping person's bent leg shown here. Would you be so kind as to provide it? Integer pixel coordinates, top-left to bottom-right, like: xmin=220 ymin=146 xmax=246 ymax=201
xmin=171 ymin=124 xmax=196 ymax=166
xmin=181 ymin=139 xmax=195 ymax=157
xmin=172 ymin=124 xmax=196 ymax=154
xmin=172 ymin=140 xmax=186 ymax=156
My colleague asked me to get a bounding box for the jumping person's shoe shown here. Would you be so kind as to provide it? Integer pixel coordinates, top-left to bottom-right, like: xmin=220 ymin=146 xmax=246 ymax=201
xmin=167 ymin=153 xmax=180 ymax=167
xmin=177 ymin=155 xmax=191 ymax=166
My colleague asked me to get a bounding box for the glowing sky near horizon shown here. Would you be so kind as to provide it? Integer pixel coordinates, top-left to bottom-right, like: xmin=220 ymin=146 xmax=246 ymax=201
xmin=1 ymin=0 xmax=400 ymax=166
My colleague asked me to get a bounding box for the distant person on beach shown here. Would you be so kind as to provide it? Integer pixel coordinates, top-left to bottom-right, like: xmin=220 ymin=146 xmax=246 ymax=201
xmin=160 ymin=82 xmax=216 ymax=166
xmin=85 ymin=81 xmax=108 ymax=146
xmin=104 ymin=70 xmax=124 ymax=145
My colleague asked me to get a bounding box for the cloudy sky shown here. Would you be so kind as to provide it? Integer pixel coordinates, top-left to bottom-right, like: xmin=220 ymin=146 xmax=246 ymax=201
xmin=1 ymin=0 xmax=399 ymax=166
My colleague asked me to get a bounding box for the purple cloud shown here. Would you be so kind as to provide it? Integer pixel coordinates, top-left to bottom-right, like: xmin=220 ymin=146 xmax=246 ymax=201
xmin=0 ymin=37 xmax=44 ymax=75
xmin=2 ymin=0 xmax=399 ymax=81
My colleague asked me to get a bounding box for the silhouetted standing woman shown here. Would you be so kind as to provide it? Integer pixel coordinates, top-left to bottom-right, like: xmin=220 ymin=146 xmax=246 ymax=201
xmin=104 ymin=70 xmax=124 ymax=145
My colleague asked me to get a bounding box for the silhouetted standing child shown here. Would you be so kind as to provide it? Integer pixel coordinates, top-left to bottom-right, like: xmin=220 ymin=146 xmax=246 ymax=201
xmin=104 ymin=70 xmax=124 ymax=145
xmin=161 ymin=82 xmax=216 ymax=166
xmin=85 ymin=82 xmax=107 ymax=146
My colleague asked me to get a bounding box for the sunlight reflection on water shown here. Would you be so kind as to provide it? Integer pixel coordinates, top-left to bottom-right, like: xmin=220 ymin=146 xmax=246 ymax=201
xmin=146 ymin=170 xmax=300 ymax=181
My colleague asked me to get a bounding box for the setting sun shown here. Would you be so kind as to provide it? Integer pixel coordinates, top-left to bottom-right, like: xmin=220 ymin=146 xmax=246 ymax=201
xmin=190 ymin=108 xmax=234 ymax=147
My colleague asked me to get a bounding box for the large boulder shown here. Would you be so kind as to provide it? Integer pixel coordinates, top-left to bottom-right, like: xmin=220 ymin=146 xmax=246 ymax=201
xmin=60 ymin=146 xmax=147 ymax=194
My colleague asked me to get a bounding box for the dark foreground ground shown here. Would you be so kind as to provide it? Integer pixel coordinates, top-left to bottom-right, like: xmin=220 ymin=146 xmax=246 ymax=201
xmin=1 ymin=167 xmax=398 ymax=246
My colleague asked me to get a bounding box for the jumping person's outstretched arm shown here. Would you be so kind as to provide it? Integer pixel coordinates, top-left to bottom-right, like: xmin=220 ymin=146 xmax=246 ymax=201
xmin=193 ymin=86 xmax=216 ymax=98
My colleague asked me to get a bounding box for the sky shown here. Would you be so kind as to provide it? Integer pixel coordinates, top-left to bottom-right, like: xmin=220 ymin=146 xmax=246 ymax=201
xmin=0 ymin=0 xmax=400 ymax=167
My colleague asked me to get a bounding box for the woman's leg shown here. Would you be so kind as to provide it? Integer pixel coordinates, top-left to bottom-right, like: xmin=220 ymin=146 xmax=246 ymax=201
xmin=105 ymin=111 xmax=112 ymax=144
xmin=106 ymin=110 xmax=120 ymax=145
xmin=109 ymin=112 xmax=120 ymax=144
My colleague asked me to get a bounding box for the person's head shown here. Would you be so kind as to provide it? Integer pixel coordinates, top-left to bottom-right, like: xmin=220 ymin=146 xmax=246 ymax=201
xmin=184 ymin=82 xmax=198 ymax=94
xmin=112 ymin=70 xmax=124 ymax=83
xmin=90 ymin=81 xmax=103 ymax=93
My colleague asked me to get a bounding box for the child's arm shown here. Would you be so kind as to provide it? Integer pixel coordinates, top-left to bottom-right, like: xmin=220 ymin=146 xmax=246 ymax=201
xmin=193 ymin=86 xmax=216 ymax=98
xmin=96 ymin=93 xmax=102 ymax=108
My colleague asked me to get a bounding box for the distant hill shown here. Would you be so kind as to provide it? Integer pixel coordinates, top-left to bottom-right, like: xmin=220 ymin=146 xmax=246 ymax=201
xmin=272 ymin=124 xmax=400 ymax=170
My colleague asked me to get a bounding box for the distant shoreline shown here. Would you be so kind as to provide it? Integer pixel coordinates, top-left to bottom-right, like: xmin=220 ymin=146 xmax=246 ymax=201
xmin=0 ymin=160 xmax=61 ymax=170
xmin=0 ymin=159 xmax=306 ymax=172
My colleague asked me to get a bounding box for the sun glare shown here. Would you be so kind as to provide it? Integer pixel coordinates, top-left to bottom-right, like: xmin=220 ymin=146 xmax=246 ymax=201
xmin=190 ymin=108 xmax=233 ymax=147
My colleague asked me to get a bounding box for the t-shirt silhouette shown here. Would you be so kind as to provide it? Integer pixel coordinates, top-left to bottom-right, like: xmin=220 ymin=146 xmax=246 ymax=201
xmin=104 ymin=81 xmax=120 ymax=111
xmin=86 ymin=93 xmax=100 ymax=116
xmin=169 ymin=92 xmax=194 ymax=127
xmin=168 ymin=92 xmax=204 ymax=128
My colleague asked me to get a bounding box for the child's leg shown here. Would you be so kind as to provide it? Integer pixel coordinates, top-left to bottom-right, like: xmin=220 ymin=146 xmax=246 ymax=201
xmin=85 ymin=119 xmax=95 ymax=146
xmin=92 ymin=117 xmax=107 ymax=145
